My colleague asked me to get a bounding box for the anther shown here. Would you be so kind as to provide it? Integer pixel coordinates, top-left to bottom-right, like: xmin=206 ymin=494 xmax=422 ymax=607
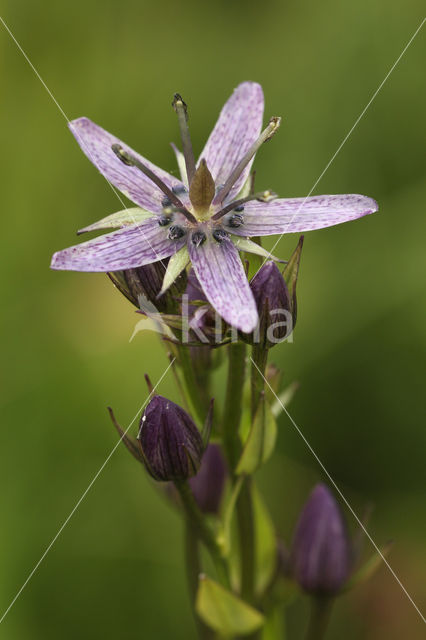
xmin=162 ymin=196 xmax=172 ymax=207
xmin=172 ymin=185 xmax=188 ymax=196
xmin=191 ymin=231 xmax=207 ymax=247
xmin=168 ymin=225 xmax=186 ymax=240
xmin=234 ymin=205 xmax=245 ymax=212
xmin=213 ymin=229 xmax=228 ymax=243
xmin=158 ymin=216 xmax=172 ymax=227
xmin=227 ymin=214 xmax=244 ymax=228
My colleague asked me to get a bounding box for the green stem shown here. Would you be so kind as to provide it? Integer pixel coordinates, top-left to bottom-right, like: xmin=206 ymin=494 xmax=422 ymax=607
xmin=305 ymin=597 xmax=334 ymax=640
xmin=251 ymin=344 xmax=269 ymax=418
xmin=184 ymin=524 xmax=215 ymax=640
xmin=175 ymin=479 xmax=230 ymax=589
xmin=176 ymin=343 xmax=207 ymax=423
xmin=222 ymin=342 xmax=246 ymax=468
xmin=236 ymin=477 xmax=256 ymax=603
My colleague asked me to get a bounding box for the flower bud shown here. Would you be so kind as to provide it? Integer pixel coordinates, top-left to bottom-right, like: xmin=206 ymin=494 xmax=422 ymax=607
xmin=138 ymin=395 xmax=203 ymax=481
xmin=189 ymin=444 xmax=227 ymax=514
xmin=244 ymin=261 xmax=292 ymax=348
xmin=291 ymin=484 xmax=350 ymax=595
xmin=109 ymin=260 xmax=187 ymax=314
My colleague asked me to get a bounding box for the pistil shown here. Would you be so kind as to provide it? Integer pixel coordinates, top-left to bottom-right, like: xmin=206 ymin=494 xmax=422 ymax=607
xmin=172 ymin=94 xmax=197 ymax=185
xmin=111 ymin=144 xmax=197 ymax=224
xmin=215 ymin=116 xmax=281 ymax=204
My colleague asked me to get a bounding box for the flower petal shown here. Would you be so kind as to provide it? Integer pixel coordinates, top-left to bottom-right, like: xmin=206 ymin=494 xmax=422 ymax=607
xmin=226 ymin=195 xmax=378 ymax=236
xmin=69 ymin=118 xmax=187 ymax=213
xmin=77 ymin=207 xmax=154 ymax=234
xmin=198 ymin=83 xmax=264 ymax=201
xmin=51 ymin=218 xmax=185 ymax=272
xmin=188 ymin=233 xmax=258 ymax=333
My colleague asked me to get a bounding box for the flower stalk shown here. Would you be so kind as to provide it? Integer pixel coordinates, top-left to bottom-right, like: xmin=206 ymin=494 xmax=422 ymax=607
xmin=175 ymin=479 xmax=230 ymax=589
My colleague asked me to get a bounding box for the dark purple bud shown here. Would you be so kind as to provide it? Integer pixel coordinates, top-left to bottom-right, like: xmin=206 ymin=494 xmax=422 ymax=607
xmin=189 ymin=444 xmax=227 ymax=514
xmin=138 ymin=395 xmax=203 ymax=482
xmin=291 ymin=484 xmax=351 ymax=595
xmin=244 ymin=261 xmax=292 ymax=348
xmin=108 ymin=260 xmax=187 ymax=314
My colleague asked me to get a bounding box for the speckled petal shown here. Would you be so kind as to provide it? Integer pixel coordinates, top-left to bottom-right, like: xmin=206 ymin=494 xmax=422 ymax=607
xmin=188 ymin=233 xmax=258 ymax=333
xmin=69 ymin=118 xmax=187 ymax=213
xmin=226 ymin=195 xmax=378 ymax=236
xmin=198 ymin=82 xmax=264 ymax=202
xmin=50 ymin=218 xmax=185 ymax=272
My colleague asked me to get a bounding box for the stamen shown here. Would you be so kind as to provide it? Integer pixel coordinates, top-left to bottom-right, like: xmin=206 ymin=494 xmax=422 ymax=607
xmin=158 ymin=216 xmax=172 ymax=227
xmin=227 ymin=213 xmax=244 ymax=228
xmin=172 ymin=94 xmax=196 ymax=185
xmin=191 ymin=231 xmax=207 ymax=247
xmin=234 ymin=205 xmax=245 ymax=212
xmin=213 ymin=229 xmax=228 ymax=243
xmin=111 ymin=144 xmax=197 ymax=224
xmin=215 ymin=116 xmax=281 ymax=204
xmin=211 ymin=190 xmax=278 ymax=221
xmin=168 ymin=225 xmax=186 ymax=240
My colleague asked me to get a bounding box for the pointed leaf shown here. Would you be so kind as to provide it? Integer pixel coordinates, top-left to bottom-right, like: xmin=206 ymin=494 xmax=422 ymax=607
xmin=236 ymin=395 xmax=277 ymax=475
xmin=77 ymin=208 xmax=154 ymax=234
xmin=196 ymin=575 xmax=264 ymax=636
xmin=160 ymin=246 xmax=190 ymax=295
xmin=344 ymin=542 xmax=393 ymax=591
xmin=107 ymin=407 xmax=144 ymax=463
xmin=253 ymin=487 xmax=277 ymax=596
xmin=282 ymin=236 xmax=304 ymax=321
xmin=232 ymin=236 xmax=285 ymax=263
xmin=270 ymin=382 xmax=299 ymax=418
xmin=261 ymin=606 xmax=286 ymax=640
xmin=217 ymin=476 xmax=244 ymax=556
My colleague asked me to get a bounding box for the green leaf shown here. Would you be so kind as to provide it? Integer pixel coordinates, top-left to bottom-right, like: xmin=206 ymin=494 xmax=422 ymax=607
xmin=261 ymin=606 xmax=286 ymax=640
xmin=282 ymin=235 xmax=304 ymax=322
xmin=232 ymin=236 xmax=284 ymax=264
xmin=77 ymin=207 xmax=153 ymax=234
xmin=196 ymin=575 xmax=264 ymax=636
xmin=160 ymin=246 xmax=190 ymax=295
xmin=253 ymin=487 xmax=277 ymax=596
xmin=270 ymin=382 xmax=299 ymax=418
xmin=236 ymin=396 xmax=277 ymax=475
xmin=217 ymin=476 xmax=244 ymax=556
xmin=344 ymin=542 xmax=393 ymax=591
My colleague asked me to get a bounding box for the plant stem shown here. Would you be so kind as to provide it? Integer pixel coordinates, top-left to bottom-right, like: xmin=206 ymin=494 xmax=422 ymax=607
xmin=175 ymin=343 xmax=208 ymax=423
xmin=222 ymin=342 xmax=246 ymax=468
xmin=175 ymin=479 xmax=230 ymax=589
xmin=305 ymin=597 xmax=334 ymax=640
xmin=237 ymin=477 xmax=256 ymax=603
xmin=251 ymin=344 xmax=269 ymax=418
xmin=184 ymin=524 xmax=215 ymax=640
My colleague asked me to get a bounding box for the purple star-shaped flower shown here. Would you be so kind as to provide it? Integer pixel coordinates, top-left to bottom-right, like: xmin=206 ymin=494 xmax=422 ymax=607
xmin=51 ymin=82 xmax=378 ymax=332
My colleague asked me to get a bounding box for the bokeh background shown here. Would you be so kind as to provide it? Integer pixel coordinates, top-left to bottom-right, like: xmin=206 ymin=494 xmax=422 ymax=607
xmin=1 ymin=0 xmax=425 ymax=638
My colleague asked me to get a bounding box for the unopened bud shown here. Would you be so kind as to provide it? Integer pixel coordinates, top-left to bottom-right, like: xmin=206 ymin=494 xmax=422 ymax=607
xmin=291 ymin=484 xmax=351 ymax=595
xmin=138 ymin=396 xmax=203 ymax=482
xmin=243 ymin=261 xmax=292 ymax=347
xmin=109 ymin=260 xmax=187 ymax=314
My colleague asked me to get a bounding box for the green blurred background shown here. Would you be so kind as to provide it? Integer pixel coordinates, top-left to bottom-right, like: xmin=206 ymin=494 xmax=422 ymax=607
xmin=1 ymin=0 xmax=425 ymax=638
